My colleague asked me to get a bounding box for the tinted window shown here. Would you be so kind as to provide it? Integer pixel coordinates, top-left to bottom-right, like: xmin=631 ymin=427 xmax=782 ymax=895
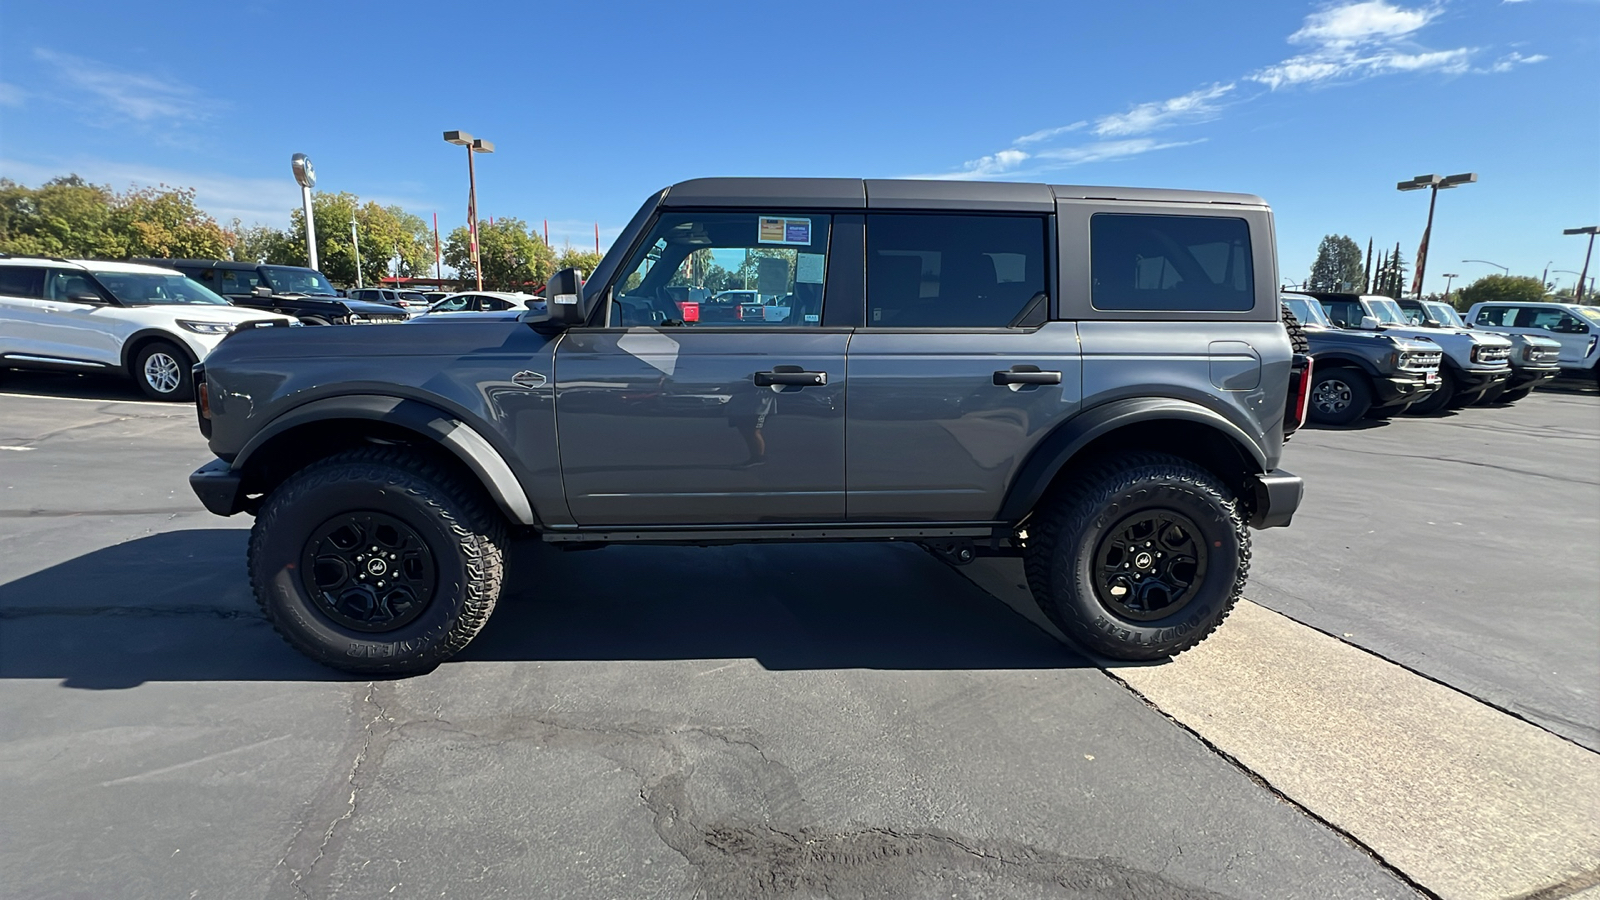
xmin=0 ymin=266 xmax=43 ymax=298
xmin=215 ymin=268 xmax=266 ymax=295
xmin=43 ymin=269 xmax=108 ymax=302
xmin=1091 ymin=214 xmax=1253 ymax=312
xmin=1320 ymin=299 xmax=1363 ymax=328
xmin=609 ymin=212 xmax=832 ymax=328
xmin=1474 ymin=306 xmax=1515 ymax=326
xmin=866 ymin=214 xmax=1047 ymax=327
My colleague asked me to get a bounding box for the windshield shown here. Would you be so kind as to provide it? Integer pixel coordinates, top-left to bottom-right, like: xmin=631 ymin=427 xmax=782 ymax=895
xmin=1576 ymin=307 xmax=1600 ymax=325
xmin=1282 ymin=295 xmax=1332 ymax=328
xmin=1367 ymin=298 xmax=1408 ymax=326
xmin=1424 ymin=301 xmax=1465 ymax=327
xmin=399 ymin=292 xmax=427 ymax=302
xmin=92 ymin=271 xmax=230 ymax=306
xmin=262 ymin=266 xmax=338 ymax=296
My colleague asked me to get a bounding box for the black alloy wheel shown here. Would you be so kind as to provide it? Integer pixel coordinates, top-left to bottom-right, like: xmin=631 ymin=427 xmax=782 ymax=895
xmin=301 ymin=511 xmax=437 ymax=632
xmin=1307 ymin=370 xmax=1372 ymax=426
xmin=1092 ymin=510 xmax=1207 ymax=622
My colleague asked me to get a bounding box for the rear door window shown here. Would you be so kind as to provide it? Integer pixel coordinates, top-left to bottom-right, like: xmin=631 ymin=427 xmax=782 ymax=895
xmin=0 ymin=266 xmax=43 ymax=298
xmin=1475 ymin=306 xmax=1516 ymax=327
xmin=865 ymin=214 xmax=1048 ymax=327
xmin=1091 ymin=214 xmax=1253 ymax=312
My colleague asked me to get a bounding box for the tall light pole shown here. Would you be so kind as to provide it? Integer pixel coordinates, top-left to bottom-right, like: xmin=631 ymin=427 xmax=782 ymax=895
xmin=1554 ymin=270 xmax=1595 ymax=299
xmin=291 ymin=154 xmax=318 ymax=271
xmin=1564 ymin=226 xmax=1598 ymax=302
xmin=1462 ymin=259 xmax=1508 ymax=276
xmin=1398 ymin=172 xmax=1476 ymax=299
xmin=444 ymin=131 xmax=495 ymax=290
xmin=1441 ymin=272 xmax=1459 ymax=304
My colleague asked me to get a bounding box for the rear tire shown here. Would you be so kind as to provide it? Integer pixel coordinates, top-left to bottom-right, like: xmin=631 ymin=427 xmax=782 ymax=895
xmin=133 ymin=340 xmax=194 ymax=401
xmin=1024 ymin=454 xmax=1247 ymax=661
xmin=1307 ymin=369 xmax=1373 ymax=426
xmin=1280 ymin=303 xmax=1311 ymax=354
xmin=248 ymin=447 xmax=507 ymax=674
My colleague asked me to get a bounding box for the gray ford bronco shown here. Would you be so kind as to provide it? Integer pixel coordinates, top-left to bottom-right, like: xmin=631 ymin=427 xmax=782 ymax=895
xmin=189 ymin=178 xmax=1307 ymax=674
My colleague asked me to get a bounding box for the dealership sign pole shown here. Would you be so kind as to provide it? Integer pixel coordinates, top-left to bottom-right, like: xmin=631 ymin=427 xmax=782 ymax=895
xmin=291 ymin=154 xmax=318 ymax=271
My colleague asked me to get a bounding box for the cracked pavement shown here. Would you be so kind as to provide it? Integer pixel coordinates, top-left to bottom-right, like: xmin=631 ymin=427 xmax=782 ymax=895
xmin=2 ymin=371 xmax=1594 ymax=899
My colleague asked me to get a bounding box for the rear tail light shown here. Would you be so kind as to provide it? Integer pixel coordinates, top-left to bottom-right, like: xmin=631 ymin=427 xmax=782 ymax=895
xmin=681 ymin=302 xmax=700 ymax=323
xmin=1286 ymin=354 xmax=1313 ymax=434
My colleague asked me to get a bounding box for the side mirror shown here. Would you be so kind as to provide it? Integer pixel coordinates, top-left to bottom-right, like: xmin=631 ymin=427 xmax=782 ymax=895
xmin=253 ymin=286 xmax=273 ymax=297
xmin=1359 ymin=315 xmax=1380 ymax=330
xmin=544 ymin=267 xmax=588 ymax=327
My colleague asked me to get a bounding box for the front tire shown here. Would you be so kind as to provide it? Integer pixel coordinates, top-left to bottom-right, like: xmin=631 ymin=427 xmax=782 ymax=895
xmin=1024 ymin=454 xmax=1248 ymax=661
xmin=134 ymin=340 xmax=194 ymax=401
xmin=1307 ymin=369 xmax=1373 ymax=426
xmin=1407 ymin=367 xmax=1456 ymax=415
xmin=1499 ymin=386 xmax=1534 ymax=403
xmin=248 ymin=448 xmax=507 ymax=674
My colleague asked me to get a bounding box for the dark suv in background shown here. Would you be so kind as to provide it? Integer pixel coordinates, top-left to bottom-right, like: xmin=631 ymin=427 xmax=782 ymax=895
xmin=137 ymin=259 xmax=409 ymax=325
xmin=1280 ymin=294 xmax=1442 ymax=424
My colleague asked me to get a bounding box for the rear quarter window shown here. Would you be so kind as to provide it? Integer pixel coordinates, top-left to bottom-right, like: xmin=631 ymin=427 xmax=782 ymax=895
xmin=1091 ymin=214 xmax=1253 ymax=312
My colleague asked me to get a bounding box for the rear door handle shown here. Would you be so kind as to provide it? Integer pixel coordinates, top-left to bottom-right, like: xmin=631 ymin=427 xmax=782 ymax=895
xmin=993 ymin=366 xmax=1061 ymax=386
xmin=754 ymin=368 xmax=827 ymax=387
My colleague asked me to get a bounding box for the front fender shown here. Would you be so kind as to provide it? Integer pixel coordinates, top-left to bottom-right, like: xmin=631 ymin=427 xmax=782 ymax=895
xmin=234 ymin=394 xmax=537 ymax=525
xmin=996 ymin=396 xmax=1269 ymax=523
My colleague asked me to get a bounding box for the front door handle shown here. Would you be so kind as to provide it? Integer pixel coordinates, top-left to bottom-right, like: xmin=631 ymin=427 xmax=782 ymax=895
xmin=754 ymin=368 xmax=827 ymax=387
xmin=993 ymin=366 xmax=1061 ymax=386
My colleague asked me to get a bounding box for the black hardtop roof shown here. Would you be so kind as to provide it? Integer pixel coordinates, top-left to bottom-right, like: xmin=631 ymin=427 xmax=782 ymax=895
xmin=660 ymin=178 xmax=1265 ymax=211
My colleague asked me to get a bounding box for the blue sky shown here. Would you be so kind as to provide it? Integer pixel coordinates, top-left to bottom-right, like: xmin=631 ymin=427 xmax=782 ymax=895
xmin=1 ymin=0 xmax=1595 ymax=292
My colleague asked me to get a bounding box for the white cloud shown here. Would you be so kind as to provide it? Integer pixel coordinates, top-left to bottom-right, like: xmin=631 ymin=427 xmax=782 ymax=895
xmin=1014 ymin=122 xmax=1086 ymax=144
xmin=0 ymin=83 xmax=24 ymax=108
xmin=1289 ymin=0 xmax=1439 ymax=46
xmin=1485 ymin=51 xmax=1547 ymax=72
xmin=1034 ymin=139 xmax=1203 ymax=166
xmin=1251 ymin=1 xmax=1485 ymax=88
xmin=33 ymin=48 xmax=207 ymax=123
xmin=1092 ymin=83 xmax=1235 ymax=137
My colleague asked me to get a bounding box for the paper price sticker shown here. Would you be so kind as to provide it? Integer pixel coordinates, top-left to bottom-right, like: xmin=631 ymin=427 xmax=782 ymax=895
xmin=758 ymin=216 xmax=813 ymax=246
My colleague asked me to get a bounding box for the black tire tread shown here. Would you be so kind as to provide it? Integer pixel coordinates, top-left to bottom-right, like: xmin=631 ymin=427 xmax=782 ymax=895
xmin=1023 ymin=453 xmax=1249 ymax=660
xmin=1280 ymin=303 xmax=1311 ymax=354
xmin=247 ymin=446 xmax=506 ymax=673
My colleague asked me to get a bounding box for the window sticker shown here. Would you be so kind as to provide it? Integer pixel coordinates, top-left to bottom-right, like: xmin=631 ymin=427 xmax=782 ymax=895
xmin=795 ymin=253 xmax=825 ymax=284
xmin=759 ymin=216 xmax=812 ymax=246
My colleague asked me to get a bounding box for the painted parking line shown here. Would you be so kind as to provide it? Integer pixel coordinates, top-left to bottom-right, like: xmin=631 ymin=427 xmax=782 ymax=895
xmin=962 ymin=558 xmax=1600 ymax=900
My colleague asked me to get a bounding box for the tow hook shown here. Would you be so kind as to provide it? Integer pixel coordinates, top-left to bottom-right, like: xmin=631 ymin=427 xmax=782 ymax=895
xmin=922 ymin=539 xmax=977 ymax=566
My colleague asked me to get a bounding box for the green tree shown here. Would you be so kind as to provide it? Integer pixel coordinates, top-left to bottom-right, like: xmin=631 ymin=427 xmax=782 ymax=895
xmin=1455 ymin=275 xmax=1548 ymax=310
xmin=1307 ymin=235 xmax=1365 ymax=292
xmin=1374 ymin=247 xmax=1408 ymax=299
xmin=110 ymin=184 xmax=232 ymax=259
xmin=282 ymin=192 xmax=437 ymax=286
xmin=229 ymin=220 xmax=294 ymax=263
xmin=554 ymin=247 xmax=603 ymax=278
xmin=0 ymin=176 xmax=232 ymax=259
xmin=444 ymin=218 xmax=553 ymax=290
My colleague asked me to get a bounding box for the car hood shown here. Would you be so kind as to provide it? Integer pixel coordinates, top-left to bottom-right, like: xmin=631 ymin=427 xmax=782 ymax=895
xmin=1380 ymin=325 xmax=1511 ymax=348
xmin=150 ymin=305 xmax=297 ymax=323
xmin=1303 ymin=326 xmax=1430 ymax=350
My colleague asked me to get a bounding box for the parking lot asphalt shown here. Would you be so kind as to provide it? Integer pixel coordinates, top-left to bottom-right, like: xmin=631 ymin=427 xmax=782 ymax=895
xmin=1 ymin=369 xmax=1595 ymax=900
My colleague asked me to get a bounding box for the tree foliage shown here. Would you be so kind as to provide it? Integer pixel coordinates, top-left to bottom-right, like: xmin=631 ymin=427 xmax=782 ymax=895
xmin=0 ymin=176 xmax=231 ymax=259
xmin=1372 ymin=245 xmax=1409 ymax=299
xmin=444 ymin=218 xmax=554 ymax=290
xmin=278 ymin=192 xmax=437 ymax=286
xmin=1455 ymin=275 xmax=1548 ymax=310
xmin=1308 ymin=235 xmax=1365 ymax=292
xmin=553 ymin=247 xmax=604 ymax=278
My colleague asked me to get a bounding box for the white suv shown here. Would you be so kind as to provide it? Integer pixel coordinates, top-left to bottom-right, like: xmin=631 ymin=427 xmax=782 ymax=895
xmin=0 ymin=256 xmax=296 ymax=400
xmin=1465 ymin=300 xmax=1600 ymax=381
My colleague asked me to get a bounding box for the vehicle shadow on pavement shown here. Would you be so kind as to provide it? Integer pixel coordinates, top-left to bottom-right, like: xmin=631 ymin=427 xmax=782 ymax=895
xmin=0 ymin=531 xmax=1090 ymax=687
xmin=0 ymin=370 xmax=156 ymax=403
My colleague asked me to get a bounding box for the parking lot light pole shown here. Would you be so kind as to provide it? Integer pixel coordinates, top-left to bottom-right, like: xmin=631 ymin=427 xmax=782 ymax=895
xmin=444 ymin=131 xmax=494 ymax=291
xmin=1554 ymin=270 xmax=1595 ymax=299
xmin=1563 ymin=226 xmax=1598 ymax=301
xmin=1462 ymin=259 xmax=1509 ymax=276
xmin=1398 ymin=173 xmax=1476 ymax=299
xmin=1441 ymin=272 xmax=1458 ymax=303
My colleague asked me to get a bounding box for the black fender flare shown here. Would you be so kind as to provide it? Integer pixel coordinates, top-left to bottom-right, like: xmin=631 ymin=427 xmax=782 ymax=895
xmin=120 ymin=329 xmax=196 ymax=375
xmin=996 ymin=397 xmax=1268 ymax=522
xmin=1305 ymin=350 xmax=1380 ymax=378
xmin=233 ymin=394 xmax=537 ymax=526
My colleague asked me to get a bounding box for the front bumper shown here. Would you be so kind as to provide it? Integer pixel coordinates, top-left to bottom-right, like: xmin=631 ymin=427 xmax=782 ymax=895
xmin=1372 ymin=372 xmax=1439 ymax=408
xmin=190 ymin=457 xmax=246 ymax=516
xmin=1454 ymin=366 xmax=1512 ymax=396
xmin=1506 ymin=365 xmax=1559 ymax=392
xmin=1248 ymin=469 xmax=1303 ymax=530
